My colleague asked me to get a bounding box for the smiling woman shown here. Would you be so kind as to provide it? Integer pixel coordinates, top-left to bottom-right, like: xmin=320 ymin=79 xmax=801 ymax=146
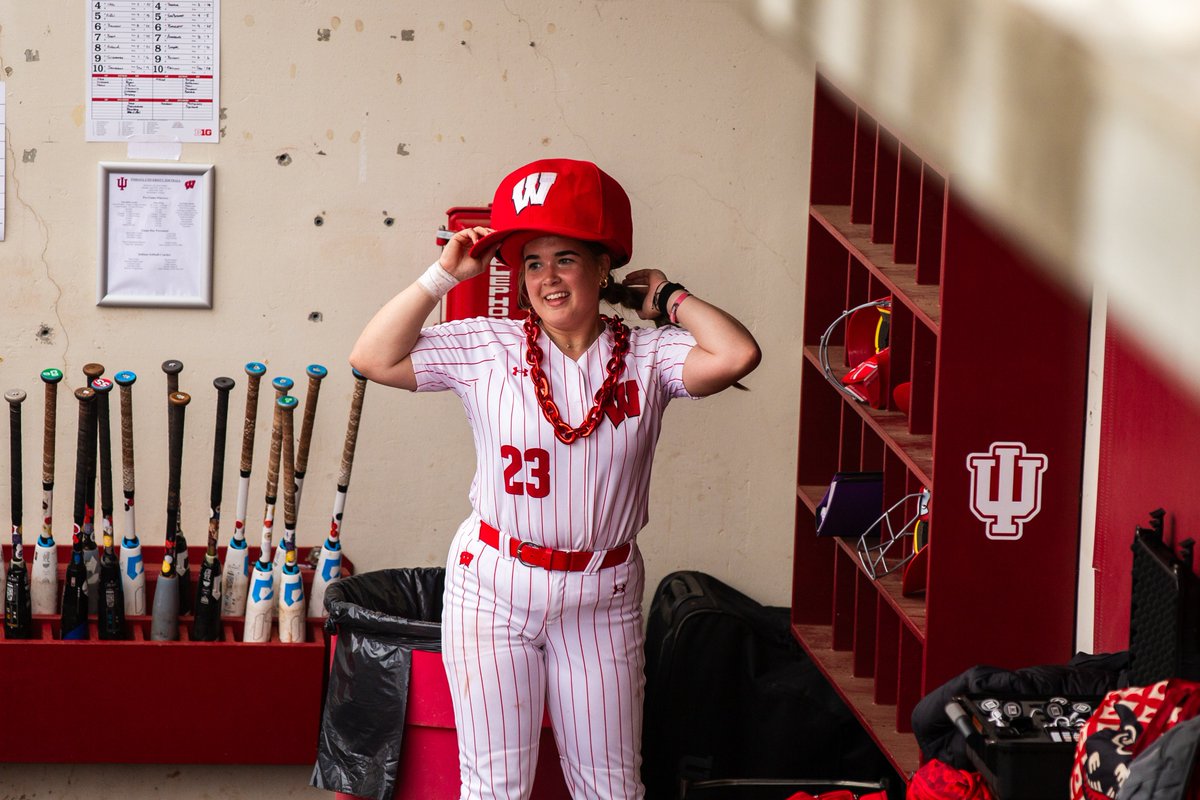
xmin=349 ymin=158 xmax=760 ymax=800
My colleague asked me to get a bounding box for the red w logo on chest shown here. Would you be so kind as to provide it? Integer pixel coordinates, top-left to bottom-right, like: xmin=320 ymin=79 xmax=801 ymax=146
xmin=604 ymin=380 xmax=641 ymax=427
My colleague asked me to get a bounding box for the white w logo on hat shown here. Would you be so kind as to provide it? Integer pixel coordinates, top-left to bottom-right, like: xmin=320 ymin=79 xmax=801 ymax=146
xmin=511 ymin=172 xmax=557 ymax=213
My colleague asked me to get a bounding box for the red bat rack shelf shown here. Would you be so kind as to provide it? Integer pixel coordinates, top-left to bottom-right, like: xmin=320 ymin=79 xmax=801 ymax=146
xmin=790 ymin=75 xmax=1090 ymax=779
xmin=0 ymin=544 xmax=351 ymax=764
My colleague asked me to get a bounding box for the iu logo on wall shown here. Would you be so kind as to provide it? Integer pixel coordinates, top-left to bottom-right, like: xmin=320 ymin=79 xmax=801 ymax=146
xmin=966 ymin=441 xmax=1049 ymax=541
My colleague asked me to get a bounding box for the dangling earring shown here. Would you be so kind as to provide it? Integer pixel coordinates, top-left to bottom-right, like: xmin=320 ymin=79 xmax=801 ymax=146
xmin=600 ymin=274 xmax=610 ymax=289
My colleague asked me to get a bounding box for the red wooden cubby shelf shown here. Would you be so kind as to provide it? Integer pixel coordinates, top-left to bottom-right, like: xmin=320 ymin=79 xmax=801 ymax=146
xmin=0 ymin=544 xmax=352 ymax=764
xmin=791 ymin=74 xmax=1090 ymax=779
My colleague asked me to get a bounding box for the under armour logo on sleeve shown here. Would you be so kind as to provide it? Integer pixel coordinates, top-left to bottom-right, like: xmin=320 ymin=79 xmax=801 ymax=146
xmin=459 ymin=551 xmax=474 ymax=568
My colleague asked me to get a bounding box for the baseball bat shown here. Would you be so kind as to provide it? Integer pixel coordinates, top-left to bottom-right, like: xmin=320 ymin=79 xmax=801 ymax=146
xmin=220 ymin=361 xmax=265 ymax=617
xmin=162 ymin=360 xmax=191 ymax=615
xmin=243 ymin=381 xmax=290 ymax=643
xmin=293 ymin=364 xmax=326 ymax=514
xmin=276 ymin=395 xmax=304 ymax=643
xmin=265 ymin=377 xmax=294 ymax=610
xmin=274 ymin=365 xmax=325 ymax=577
xmin=61 ymin=387 xmax=96 ymax=640
xmin=31 ymin=368 xmax=63 ymax=615
xmin=5 ymin=390 xmax=33 ymax=639
xmin=192 ymin=376 xmax=235 ymax=641
xmin=309 ymin=369 xmax=367 ymax=618
xmin=81 ymin=363 xmax=104 ymax=614
xmin=114 ymin=371 xmax=145 ymax=615
xmin=92 ymin=377 xmax=125 ymax=640
xmin=150 ymin=391 xmax=189 ymax=641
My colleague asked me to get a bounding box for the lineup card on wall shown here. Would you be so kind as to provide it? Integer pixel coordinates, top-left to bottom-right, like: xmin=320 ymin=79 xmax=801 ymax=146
xmin=86 ymin=1 xmax=221 ymax=143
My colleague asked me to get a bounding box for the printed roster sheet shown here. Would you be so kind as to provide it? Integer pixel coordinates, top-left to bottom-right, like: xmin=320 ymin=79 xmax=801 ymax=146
xmin=87 ymin=1 xmax=220 ymax=143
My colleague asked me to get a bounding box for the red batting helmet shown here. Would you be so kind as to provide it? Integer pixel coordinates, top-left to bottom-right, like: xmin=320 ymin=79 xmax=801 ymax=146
xmin=469 ymin=158 xmax=633 ymax=269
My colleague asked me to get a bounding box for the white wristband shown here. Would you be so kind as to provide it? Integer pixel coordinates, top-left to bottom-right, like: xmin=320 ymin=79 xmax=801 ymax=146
xmin=416 ymin=261 xmax=461 ymax=299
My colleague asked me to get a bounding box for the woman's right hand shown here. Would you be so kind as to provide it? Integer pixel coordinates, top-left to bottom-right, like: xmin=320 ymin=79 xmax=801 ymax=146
xmin=439 ymin=226 xmax=497 ymax=282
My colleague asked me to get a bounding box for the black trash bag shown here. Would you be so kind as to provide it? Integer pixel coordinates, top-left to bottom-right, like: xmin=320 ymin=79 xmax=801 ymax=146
xmin=310 ymin=567 xmax=446 ymax=800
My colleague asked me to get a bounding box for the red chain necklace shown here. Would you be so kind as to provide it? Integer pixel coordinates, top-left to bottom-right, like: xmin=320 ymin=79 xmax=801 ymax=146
xmin=523 ymin=311 xmax=631 ymax=444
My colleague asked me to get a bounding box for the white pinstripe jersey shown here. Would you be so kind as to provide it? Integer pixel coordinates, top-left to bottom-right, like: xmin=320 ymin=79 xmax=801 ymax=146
xmin=410 ymin=316 xmax=695 ymax=552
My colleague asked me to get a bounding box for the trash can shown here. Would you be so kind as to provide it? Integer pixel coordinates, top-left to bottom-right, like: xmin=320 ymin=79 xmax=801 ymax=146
xmin=311 ymin=568 xmax=570 ymax=800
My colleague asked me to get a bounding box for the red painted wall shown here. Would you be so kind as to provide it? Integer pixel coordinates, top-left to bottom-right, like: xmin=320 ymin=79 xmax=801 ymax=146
xmin=1094 ymin=321 xmax=1200 ymax=652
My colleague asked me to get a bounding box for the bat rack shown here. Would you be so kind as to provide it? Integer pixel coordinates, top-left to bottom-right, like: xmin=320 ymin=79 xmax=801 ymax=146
xmin=0 ymin=543 xmax=351 ymax=764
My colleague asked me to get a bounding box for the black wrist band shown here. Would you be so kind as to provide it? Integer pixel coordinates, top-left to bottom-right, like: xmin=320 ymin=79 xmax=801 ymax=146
xmin=655 ymin=282 xmax=686 ymax=318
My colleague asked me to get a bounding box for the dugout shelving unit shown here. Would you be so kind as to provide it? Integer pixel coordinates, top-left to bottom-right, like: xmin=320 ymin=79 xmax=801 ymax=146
xmin=791 ymin=74 xmax=1091 ymax=777
xmin=0 ymin=544 xmax=344 ymax=764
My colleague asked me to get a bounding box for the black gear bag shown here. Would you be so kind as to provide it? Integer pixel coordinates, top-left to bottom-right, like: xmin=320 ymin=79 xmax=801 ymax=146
xmin=641 ymin=570 xmax=897 ymax=800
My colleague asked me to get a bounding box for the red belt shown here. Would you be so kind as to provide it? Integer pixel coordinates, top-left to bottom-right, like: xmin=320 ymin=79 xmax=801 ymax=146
xmin=478 ymin=520 xmax=631 ymax=572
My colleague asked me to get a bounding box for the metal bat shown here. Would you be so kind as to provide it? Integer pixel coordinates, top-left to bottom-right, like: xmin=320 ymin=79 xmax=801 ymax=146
xmin=274 ymin=364 xmax=325 ymax=578
xmin=61 ymin=387 xmax=96 ymax=640
xmin=31 ymin=368 xmax=63 ymax=615
xmin=81 ymin=363 xmax=104 ymax=615
xmin=5 ymin=390 xmax=33 ymax=639
xmin=114 ymin=371 xmax=145 ymax=615
xmin=162 ymin=360 xmax=191 ymax=616
xmin=220 ymin=361 xmax=265 ymax=617
xmin=150 ymin=391 xmax=189 ymax=641
xmin=308 ymin=369 xmax=367 ymax=618
xmin=192 ymin=376 xmax=234 ymax=641
xmin=266 ymin=376 xmax=293 ymax=612
xmin=92 ymin=377 xmax=125 ymax=640
xmin=276 ymin=395 xmax=304 ymax=643
xmin=242 ymin=380 xmax=290 ymax=643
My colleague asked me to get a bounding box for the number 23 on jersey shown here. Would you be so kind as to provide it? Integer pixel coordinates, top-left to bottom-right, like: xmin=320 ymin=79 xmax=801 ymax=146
xmin=502 ymin=446 xmax=550 ymax=498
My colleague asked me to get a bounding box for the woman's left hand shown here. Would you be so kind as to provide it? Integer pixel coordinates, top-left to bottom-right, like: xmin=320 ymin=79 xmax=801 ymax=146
xmin=623 ymin=268 xmax=670 ymax=321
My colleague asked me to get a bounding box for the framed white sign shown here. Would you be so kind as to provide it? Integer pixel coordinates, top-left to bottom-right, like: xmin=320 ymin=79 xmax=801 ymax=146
xmin=98 ymin=162 xmax=214 ymax=308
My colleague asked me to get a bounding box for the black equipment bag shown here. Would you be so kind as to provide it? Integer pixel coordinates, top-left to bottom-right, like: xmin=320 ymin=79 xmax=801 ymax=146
xmin=1129 ymin=508 xmax=1200 ymax=686
xmin=641 ymin=571 xmax=897 ymax=800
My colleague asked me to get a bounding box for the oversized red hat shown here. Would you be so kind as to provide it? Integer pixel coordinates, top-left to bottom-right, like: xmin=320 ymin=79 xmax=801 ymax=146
xmin=469 ymin=158 xmax=633 ymax=269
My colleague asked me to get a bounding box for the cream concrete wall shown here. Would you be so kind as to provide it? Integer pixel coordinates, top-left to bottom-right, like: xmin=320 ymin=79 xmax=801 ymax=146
xmin=0 ymin=2 xmax=812 ymax=795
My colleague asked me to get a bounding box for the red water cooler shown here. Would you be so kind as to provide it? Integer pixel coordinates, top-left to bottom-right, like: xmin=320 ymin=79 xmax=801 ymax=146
xmin=439 ymin=206 xmax=527 ymax=323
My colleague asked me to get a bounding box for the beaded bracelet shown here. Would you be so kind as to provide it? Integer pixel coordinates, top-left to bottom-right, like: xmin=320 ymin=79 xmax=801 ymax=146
xmin=668 ymin=291 xmax=691 ymax=325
